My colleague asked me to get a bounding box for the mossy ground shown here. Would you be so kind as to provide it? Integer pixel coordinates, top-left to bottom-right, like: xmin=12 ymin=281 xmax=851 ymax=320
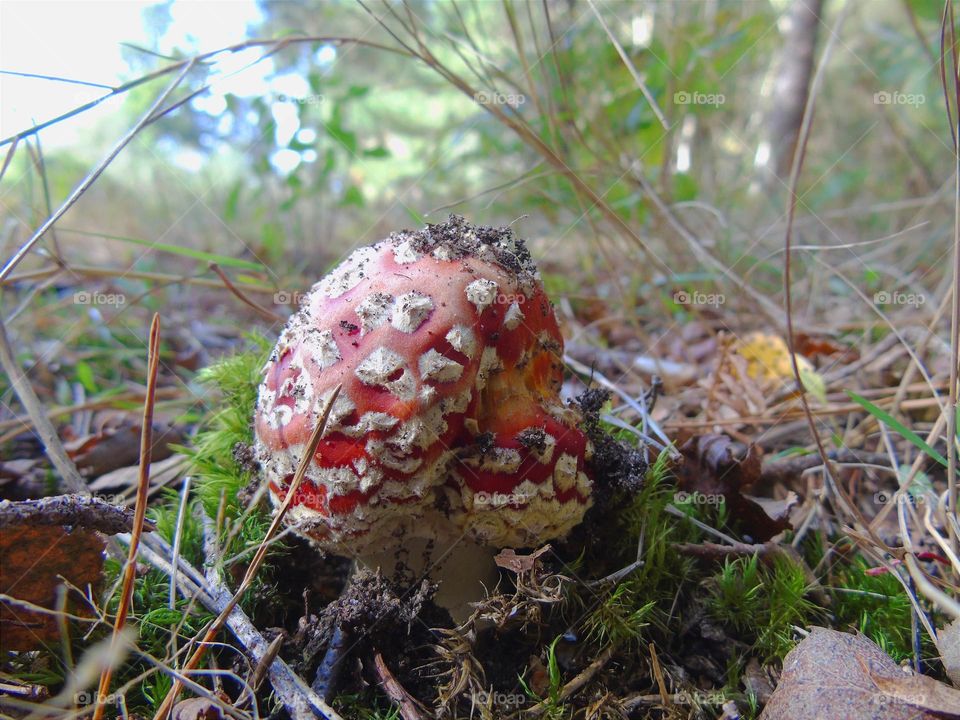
xmin=50 ymin=340 xmax=933 ymax=720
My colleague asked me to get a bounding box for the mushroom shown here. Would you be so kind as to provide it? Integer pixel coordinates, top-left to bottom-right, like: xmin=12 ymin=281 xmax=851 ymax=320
xmin=254 ymin=215 xmax=592 ymax=619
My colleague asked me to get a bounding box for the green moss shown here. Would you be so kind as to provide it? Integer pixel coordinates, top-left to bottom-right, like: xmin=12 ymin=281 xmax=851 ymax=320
xmin=707 ymin=554 xmax=822 ymax=661
xmin=578 ymin=448 xmax=699 ymax=648
xmin=832 ymin=558 xmax=916 ymax=662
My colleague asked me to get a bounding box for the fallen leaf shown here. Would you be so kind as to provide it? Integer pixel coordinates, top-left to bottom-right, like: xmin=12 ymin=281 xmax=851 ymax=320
xmin=735 ymin=332 xmax=827 ymax=403
xmin=527 ymin=655 xmax=550 ymax=697
xmin=936 ymin=618 xmax=960 ymax=688
xmin=793 ymin=333 xmax=858 ymax=363
xmin=495 ymin=546 xmax=551 ymax=574
xmin=0 ymin=523 xmax=104 ymax=651
xmin=65 ymin=418 xmax=184 ymax=478
xmin=760 ymin=627 xmax=960 ymax=719
xmin=862 ymin=655 xmax=960 ymax=716
xmin=677 ymin=434 xmax=791 ymax=542
xmin=172 ymin=696 xmax=227 ymax=720
xmin=742 ymin=657 xmax=777 ymax=704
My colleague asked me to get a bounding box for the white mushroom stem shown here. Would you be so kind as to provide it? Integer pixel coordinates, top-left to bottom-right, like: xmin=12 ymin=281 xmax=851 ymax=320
xmin=357 ymin=535 xmax=500 ymax=623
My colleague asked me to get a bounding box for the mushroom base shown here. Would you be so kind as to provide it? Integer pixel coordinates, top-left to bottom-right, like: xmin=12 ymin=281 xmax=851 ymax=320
xmin=357 ymin=536 xmax=500 ymax=623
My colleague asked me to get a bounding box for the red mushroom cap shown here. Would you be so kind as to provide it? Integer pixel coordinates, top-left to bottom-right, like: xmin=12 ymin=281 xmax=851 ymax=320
xmin=254 ymin=216 xmax=592 ymax=556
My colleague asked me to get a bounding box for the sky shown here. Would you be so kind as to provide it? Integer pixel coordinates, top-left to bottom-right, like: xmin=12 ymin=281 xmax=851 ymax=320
xmin=0 ymin=1 xmax=270 ymax=150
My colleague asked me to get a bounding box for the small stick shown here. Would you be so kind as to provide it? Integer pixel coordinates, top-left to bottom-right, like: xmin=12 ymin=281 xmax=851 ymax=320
xmin=0 ymin=495 xmax=153 ymax=534
xmin=249 ymin=635 xmax=284 ymax=694
xmin=93 ymin=313 xmax=161 ymax=720
xmin=208 ymin=262 xmax=283 ymax=323
xmin=527 ymin=644 xmax=617 ymax=715
xmin=648 ymin=643 xmax=670 ymax=708
xmin=170 ymin=476 xmax=192 ymax=608
xmin=312 ymin=624 xmax=353 ymax=701
xmin=760 ymin=449 xmax=912 ymax=484
xmin=0 ymin=315 xmax=86 ymax=493
xmin=370 ymin=649 xmax=425 ymax=720
xmin=152 ymin=385 xmax=342 ymax=720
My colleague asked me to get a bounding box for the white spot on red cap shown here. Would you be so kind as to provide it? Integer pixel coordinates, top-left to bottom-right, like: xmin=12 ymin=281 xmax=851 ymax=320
xmin=553 ymin=453 xmax=579 ymax=492
xmin=503 ymin=301 xmax=525 ymax=330
xmin=355 ymin=292 xmax=393 ymax=335
xmin=445 ymin=325 xmax=477 ymax=358
xmin=366 ymin=438 xmax=423 ymax=473
xmin=476 ymin=346 xmax=503 ymax=389
xmin=419 ymin=349 xmax=464 ymax=383
xmin=391 ymin=291 xmax=434 ymax=333
xmin=355 ymin=347 xmax=416 ymax=400
xmin=462 ymin=446 xmax=522 ymax=474
xmin=530 ymin=432 xmax=556 ymax=464
xmin=315 ymin=387 xmax=356 ymax=428
xmin=465 ymin=279 xmax=498 ymax=313
xmin=392 ymin=238 xmax=421 ymax=264
xmin=304 ymin=329 xmax=341 ymax=370
xmin=432 ymin=245 xmax=455 ymax=261
xmin=314 ymin=245 xmax=379 ymax=299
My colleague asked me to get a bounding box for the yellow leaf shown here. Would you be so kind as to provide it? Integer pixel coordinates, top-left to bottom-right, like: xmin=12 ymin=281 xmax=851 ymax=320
xmin=735 ymin=332 xmax=827 ymax=403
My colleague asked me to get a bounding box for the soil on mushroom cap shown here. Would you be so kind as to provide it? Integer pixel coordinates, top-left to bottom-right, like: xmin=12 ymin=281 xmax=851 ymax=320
xmin=389 ymin=214 xmax=537 ymax=276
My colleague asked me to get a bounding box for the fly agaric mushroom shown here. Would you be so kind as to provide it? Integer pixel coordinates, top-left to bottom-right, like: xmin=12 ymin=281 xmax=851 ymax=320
xmin=254 ymin=215 xmax=592 ymax=616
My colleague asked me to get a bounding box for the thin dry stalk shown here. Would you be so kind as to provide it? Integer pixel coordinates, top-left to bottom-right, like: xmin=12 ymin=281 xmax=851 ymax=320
xmin=371 ymin=649 xmax=425 ymax=720
xmin=93 ymin=313 xmax=161 ymax=720
xmin=939 ymin=0 xmax=960 ymax=558
xmin=0 ymin=314 xmax=87 ymax=493
xmin=208 ymin=262 xmax=283 ymax=323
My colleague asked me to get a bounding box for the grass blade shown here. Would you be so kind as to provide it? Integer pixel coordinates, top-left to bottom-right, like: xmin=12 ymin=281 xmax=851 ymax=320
xmin=845 ymin=389 xmax=949 ymax=469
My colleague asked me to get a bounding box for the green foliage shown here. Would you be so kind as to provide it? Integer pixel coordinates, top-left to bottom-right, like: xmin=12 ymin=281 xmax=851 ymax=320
xmin=186 ymin=335 xmax=270 ymax=527
xmin=845 ymin=390 xmax=949 ymax=468
xmin=333 ymin=693 xmax=401 ymax=720
xmin=579 ymin=448 xmax=698 ymax=650
xmin=832 ymin=558 xmax=916 ymax=662
xmin=584 ymin=583 xmax=656 ymax=647
xmin=519 ymin=636 xmax=570 ymax=719
xmin=707 ymin=554 xmax=822 ymax=661
xmin=149 ymin=491 xmax=204 ymax=566
xmin=181 ymin=335 xmax=285 ymax=616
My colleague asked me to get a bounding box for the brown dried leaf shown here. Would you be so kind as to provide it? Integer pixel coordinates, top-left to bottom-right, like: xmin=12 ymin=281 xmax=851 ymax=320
xmin=760 ymin=627 xmax=960 ymax=720
xmin=494 ymin=545 xmax=551 ymax=574
xmin=939 ymin=618 xmax=960 ymax=688
xmin=171 ymin=696 xmax=226 ymax=720
xmin=677 ymin=434 xmax=790 ymax=542
xmin=0 ymin=522 xmax=104 ymax=651
xmin=65 ymin=419 xmax=184 ymax=478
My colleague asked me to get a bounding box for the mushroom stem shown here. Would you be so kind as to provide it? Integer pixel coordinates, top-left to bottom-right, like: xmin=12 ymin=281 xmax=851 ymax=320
xmin=358 ymin=536 xmax=499 ymax=623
